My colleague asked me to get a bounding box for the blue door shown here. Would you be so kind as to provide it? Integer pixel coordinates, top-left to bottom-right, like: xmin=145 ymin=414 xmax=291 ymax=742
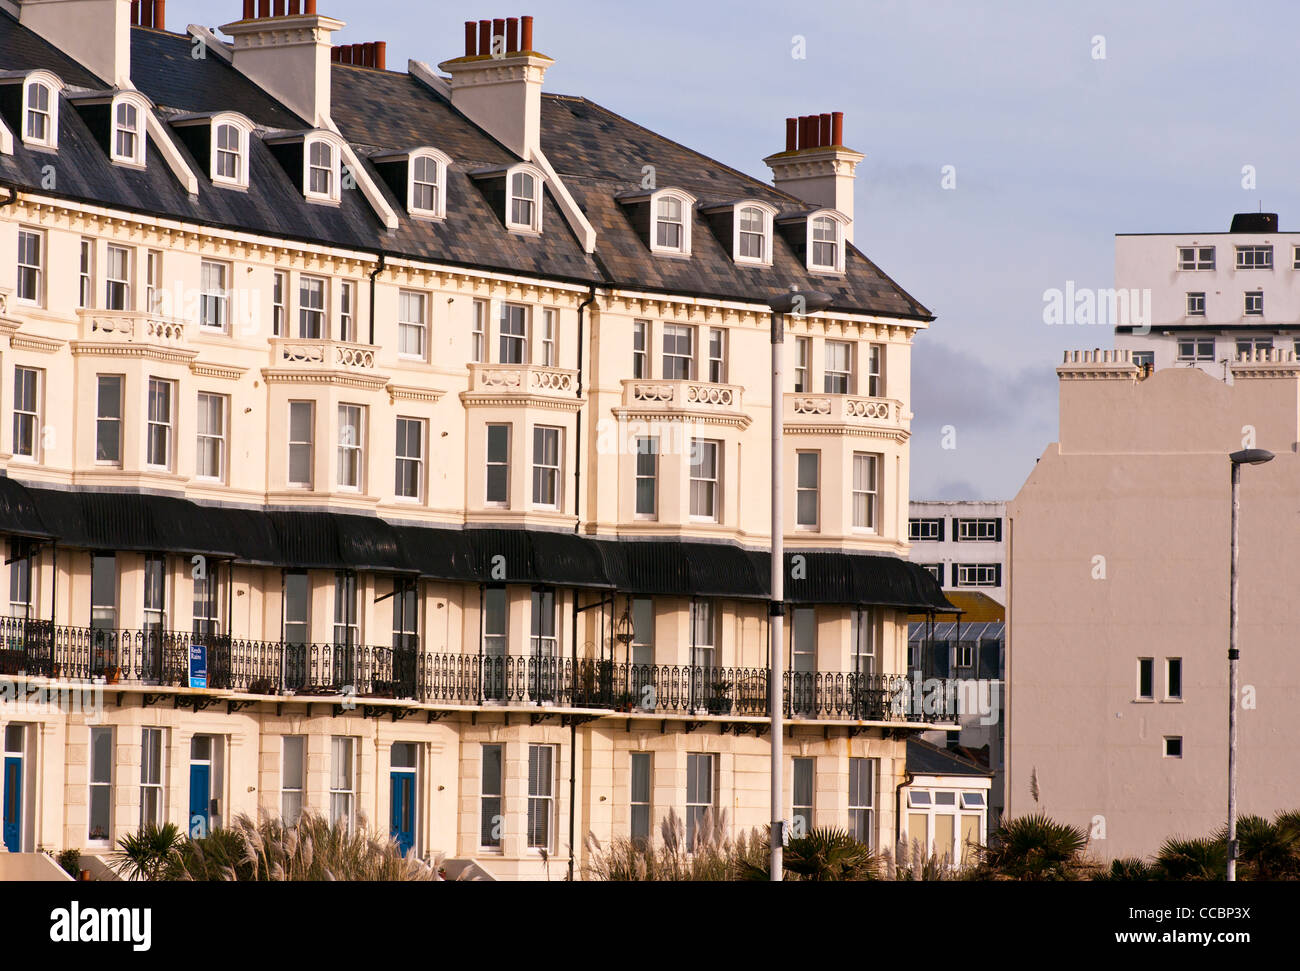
xmin=188 ymin=763 xmax=211 ymax=837
xmin=2 ymin=756 xmax=20 ymax=853
xmin=390 ymin=771 xmax=415 ymax=856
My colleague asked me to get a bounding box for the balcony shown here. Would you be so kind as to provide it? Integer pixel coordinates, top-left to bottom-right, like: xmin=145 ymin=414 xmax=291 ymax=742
xmin=784 ymin=393 xmax=908 ymax=434
xmin=0 ymin=617 xmax=956 ymax=724
xmin=78 ymin=309 xmax=187 ymax=346
xmin=467 ymin=363 xmax=579 ymax=395
xmin=270 ymin=337 xmax=377 ymax=372
xmin=618 ymin=380 xmax=750 ymax=428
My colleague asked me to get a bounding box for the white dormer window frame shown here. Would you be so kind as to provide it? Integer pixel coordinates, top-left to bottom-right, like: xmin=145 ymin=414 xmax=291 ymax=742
xmin=21 ymin=72 xmax=62 ymax=150
xmin=506 ymin=163 xmax=545 ymax=234
xmin=408 ymin=147 xmax=451 ymax=220
xmin=733 ymin=200 xmax=777 ymax=266
xmin=304 ymin=133 xmax=343 ymax=204
xmin=110 ymin=93 xmax=148 ymax=168
xmin=650 ymin=188 xmax=696 ymax=257
xmin=807 ymin=210 xmax=848 ymax=275
xmin=211 ymin=114 xmax=252 ymax=190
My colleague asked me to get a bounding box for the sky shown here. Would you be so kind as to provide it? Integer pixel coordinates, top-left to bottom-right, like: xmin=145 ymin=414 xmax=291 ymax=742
xmin=162 ymin=0 xmax=1300 ymax=500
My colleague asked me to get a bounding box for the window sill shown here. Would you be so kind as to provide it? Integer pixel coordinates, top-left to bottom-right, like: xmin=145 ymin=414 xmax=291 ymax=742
xmin=1132 ymin=698 xmax=1156 ymax=704
xmin=1161 ymin=698 xmax=1184 ymax=704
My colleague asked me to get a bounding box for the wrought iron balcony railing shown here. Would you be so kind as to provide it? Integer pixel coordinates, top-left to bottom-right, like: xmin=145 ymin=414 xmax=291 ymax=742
xmin=0 ymin=618 xmax=953 ymax=723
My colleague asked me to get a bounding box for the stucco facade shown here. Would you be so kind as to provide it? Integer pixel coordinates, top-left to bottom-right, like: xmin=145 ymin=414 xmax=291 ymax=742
xmin=1007 ymin=348 xmax=1300 ymax=860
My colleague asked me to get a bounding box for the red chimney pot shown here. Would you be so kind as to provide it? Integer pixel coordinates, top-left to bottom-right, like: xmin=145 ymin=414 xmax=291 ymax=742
xmin=305 ymin=0 xmax=317 ymax=13
xmin=154 ymin=0 xmax=165 ymax=29
xmin=273 ymin=0 xmax=286 ymax=17
xmin=464 ymin=21 xmax=477 ymax=56
xmin=831 ymin=111 xmax=843 ymax=146
xmin=785 ymin=118 xmax=797 ymax=152
xmin=506 ymin=17 xmax=519 ymax=52
xmin=479 ymin=20 xmax=491 ymax=55
xmin=375 ymin=41 xmax=387 ymax=70
xmin=257 ymin=0 xmax=271 ymax=18
xmin=243 ymin=0 xmax=255 ymax=20
xmin=521 ymin=15 xmax=534 ymax=50
xmin=819 ymin=113 xmax=832 ymax=148
xmin=492 ymin=18 xmax=506 ymax=53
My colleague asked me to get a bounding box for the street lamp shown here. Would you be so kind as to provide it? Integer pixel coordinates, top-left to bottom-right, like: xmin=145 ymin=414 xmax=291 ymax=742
xmin=1226 ymin=447 xmax=1273 ymax=882
xmin=767 ymin=285 xmax=832 ymax=882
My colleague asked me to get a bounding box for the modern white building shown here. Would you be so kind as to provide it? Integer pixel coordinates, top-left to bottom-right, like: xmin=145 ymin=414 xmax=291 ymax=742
xmin=907 ymin=500 xmax=1006 ymax=607
xmin=1115 ymin=212 xmax=1300 ymax=376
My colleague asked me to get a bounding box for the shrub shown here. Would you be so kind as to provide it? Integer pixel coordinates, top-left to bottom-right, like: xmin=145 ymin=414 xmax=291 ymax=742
xmin=977 ymin=813 xmax=1091 ymax=881
xmin=1155 ymin=837 xmax=1226 ymax=881
xmin=110 ymin=822 xmax=184 ymax=882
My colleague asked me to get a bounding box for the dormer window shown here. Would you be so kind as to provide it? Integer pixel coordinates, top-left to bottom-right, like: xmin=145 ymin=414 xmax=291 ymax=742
xmin=808 ymin=212 xmax=846 ymax=274
xmin=213 ymin=122 xmax=247 ymax=187
xmin=111 ymin=99 xmax=143 ymax=166
xmin=307 ymin=139 xmax=337 ymax=200
xmin=510 ymin=170 xmax=538 ymax=230
xmin=409 ymin=150 xmax=449 ymax=219
xmin=735 ymin=202 xmax=777 ymax=265
xmin=650 ymin=189 xmax=695 ymax=256
xmin=21 ymin=75 xmax=60 ymax=149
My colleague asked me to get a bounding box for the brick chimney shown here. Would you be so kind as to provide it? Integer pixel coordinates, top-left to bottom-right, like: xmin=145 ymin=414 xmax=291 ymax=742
xmin=220 ymin=1 xmax=344 ymax=127
xmin=437 ymin=16 xmax=553 ymax=159
xmin=763 ymin=112 xmax=865 ymax=243
xmin=19 ymin=0 xmax=134 ymax=88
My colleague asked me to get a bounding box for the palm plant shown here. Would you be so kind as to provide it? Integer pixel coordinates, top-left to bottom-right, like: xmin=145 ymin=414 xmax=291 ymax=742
xmin=110 ymin=822 xmax=184 ymax=881
xmin=1094 ymin=857 xmax=1157 ymax=881
xmin=1155 ymin=836 xmax=1226 ymax=881
xmin=782 ymin=828 xmax=881 ymax=881
xmin=977 ymin=813 xmax=1090 ymax=881
xmin=1213 ymin=813 xmax=1300 ymax=880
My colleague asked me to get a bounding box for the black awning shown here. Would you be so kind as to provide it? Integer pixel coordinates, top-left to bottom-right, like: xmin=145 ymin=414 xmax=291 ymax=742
xmin=0 ymin=476 xmax=53 ymax=539
xmin=776 ymin=549 xmax=957 ymax=611
xmin=333 ymin=513 xmax=416 ymax=574
xmin=594 ymin=539 xmax=763 ymax=598
xmin=391 ymin=524 xmax=481 ymax=582
xmin=528 ymin=530 xmax=613 ymax=588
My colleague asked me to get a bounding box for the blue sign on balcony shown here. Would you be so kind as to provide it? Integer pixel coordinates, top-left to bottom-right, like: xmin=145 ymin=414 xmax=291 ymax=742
xmin=189 ymin=643 xmax=207 ymax=689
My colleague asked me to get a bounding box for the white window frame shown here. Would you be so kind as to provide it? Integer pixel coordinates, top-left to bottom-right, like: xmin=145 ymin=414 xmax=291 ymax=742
xmin=298 ymin=275 xmax=326 ymax=339
xmin=211 ymin=116 xmax=250 ymax=189
xmin=96 ymin=374 xmax=124 ymax=466
xmin=105 ymin=244 xmax=132 ymax=312
xmin=792 ymin=757 xmax=815 ymax=836
xmin=634 ymin=436 xmax=658 ymax=519
xmin=955 ymin=563 xmax=1001 ymax=587
xmin=808 ymin=211 xmax=847 ymax=274
xmin=793 ymin=336 xmax=810 ymax=393
xmin=337 ymin=404 xmax=365 ymax=491
xmin=485 ymin=423 xmax=511 ymax=506
xmin=407 ymin=149 xmax=449 ymax=219
xmin=734 ymin=201 xmax=775 ymax=265
xmin=662 ymin=323 xmax=695 ymax=380
xmin=329 ymin=736 xmax=357 ymax=831
xmin=22 ymin=74 xmax=60 ymax=149
xmin=146 ymin=377 xmax=174 ymax=470
xmin=398 ymin=289 xmax=428 ymax=359
xmin=11 ymin=366 xmax=41 ymax=462
xmin=1186 ymin=292 xmax=1206 ymax=316
xmin=339 ymin=280 xmax=356 ymax=343
xmin=304 ymin=135 xmax=341 ymax=203
xmin=281 ymin=736 xmax=306 ymax=825
xmin=866 ymin=343 xmax=884 ymax=397
xmin=1177 ymin=246 xmax=1215 ymax=271
xmin=1165 ymin=657 xmax=1183 ymax=701
xmin=630 ymin=751 xmax=652 ymax=845
xmin=110 ymin=95 xmax=146 ymax=167
xmin=79 ymin=238 xmax=94 ymax=309
xmin=795 ymin=450 xmax=819 ymax=529
xmin=632 ymin=320 xmax=650 ymax=378
xmin=395 ymin=416 xmax=425 ymax=502
xmin=955 ymin=518 xmax=1000 ymax=541
xmin=199 ymin=260 xmax=230 ymax=332
xmin=499 ymin=303 xmax=529 ymax=364
xmin=272 ymin=271 xmax=287 ymax=337
xmin=140 ymin=727 xmax=165 ymax=828
xmin=527 ymin=744 xmax=556 ymax=852
xmin=1235 ymin=245 xmax=1273 ymax=270
xmin=88 ymin=726 xmax=113 ymax=845
xmin=1137 ymin=657 xmax=1155 ymax=701
xmin=471 ymin=300 xmax=486 ymax=363
xmin=195 ymin=392 xmax=228 ymax=483
xmin=481 ymin=743 xmax=504 ymax=849
xmin=288 ymin=400 xmax=314 ymax=488
xmin=707 ymin=328 xmax=727 ymax=383
xmin=16 ymin=228 xmax=44 ymax=305
xmin=1244 ymin=290 xmax=1264 ymax=316
xmin=506 ymin=164 xmax=544 ymax=233
xmin=848 ymin=757 xmax=876 ymax=848
xmin=685 ymin=752 xmax=716 ymax=850
xmin=532 ymin=425 xmax=562 ymax=510
xmin=824 ymin=340 xmax=853 ymax=394
xmin=1177 ymin=337 xmax=1215 ymax=362
xmin=650 ymin=189 xmax=696 ymax=256
xmin=540 ymin=309 xmax=557 ymax=367
xmin=689 ymin=438 xmax=721 ymax=522
xmin=852 ymin=453 xmax=878 ymax=531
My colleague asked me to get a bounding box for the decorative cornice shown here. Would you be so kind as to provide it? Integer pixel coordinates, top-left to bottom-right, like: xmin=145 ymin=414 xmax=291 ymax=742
xmin=461 ymin=391 xmax=584 ymax=413
xmin=261 ymin=369 xmax=392 ymax=392
xmin=388 ymin=384 xmax=447 ymax=404
xmin=610 ymin=407 xmax=752 ymax=430
xmin=69 ymin=341 xmax=198 ymax=366
xmin=190 ymin=361 xmax=249 ymax=382
xmin=784 ymin=424 xmax=909 ymax=443
xmin=12 ymin=333 xmax=67 ymax=354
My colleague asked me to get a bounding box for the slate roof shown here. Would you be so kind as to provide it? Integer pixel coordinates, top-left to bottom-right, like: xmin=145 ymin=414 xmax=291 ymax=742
xmin=0 ymin=13 xmax=930 ymax=317
xmin=906 ymin=738 xmax=993 ymax=778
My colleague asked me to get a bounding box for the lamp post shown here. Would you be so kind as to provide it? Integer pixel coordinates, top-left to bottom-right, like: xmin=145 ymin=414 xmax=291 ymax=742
xmin=767 ymin=286 xmax=831 ymax=881
xmin=1226 ymin=447 xmax=1273 ymax=882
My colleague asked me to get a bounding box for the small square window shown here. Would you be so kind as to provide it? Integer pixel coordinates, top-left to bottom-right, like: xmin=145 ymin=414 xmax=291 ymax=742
xmin=1164 ymin=736 xmax=1182 ymax=758
xmin=1244 ymin=291 xmax=1264 ymax=316
xmin=1186 ymin=292 xmax=1205 ymax=316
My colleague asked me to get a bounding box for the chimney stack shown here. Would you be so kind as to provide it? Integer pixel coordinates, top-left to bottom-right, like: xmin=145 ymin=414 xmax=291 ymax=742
xmin=764 ymin=111 xmax=864 ymax=243
xmin=440 ymin=14 xmax=553 ymax=159
xmin=221 ymin=2 xmax=344 ymax=127
xmin=331 ymin=41 xmax=386 ymax=70
xmin=20 ymin=0 xmax=134 ymax=87
xmin=130 ymin=0 xmax=165 ymax=29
